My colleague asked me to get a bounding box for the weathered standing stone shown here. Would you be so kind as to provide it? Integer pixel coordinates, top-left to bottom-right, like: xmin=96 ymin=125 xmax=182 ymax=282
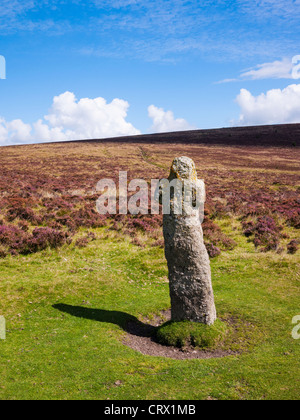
xmin=162 ymin=156 xmax=217 ymax=325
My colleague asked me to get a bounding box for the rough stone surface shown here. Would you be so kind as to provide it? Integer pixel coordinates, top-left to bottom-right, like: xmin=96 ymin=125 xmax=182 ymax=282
xmin=162 ymin=156 xmax=217 ymax=325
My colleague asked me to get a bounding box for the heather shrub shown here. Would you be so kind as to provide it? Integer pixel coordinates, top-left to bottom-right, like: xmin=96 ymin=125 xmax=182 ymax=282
xmin=18 ymin=220 xmax=29 ymax=232
xmin=42 ymin=197 xmax=73 ymax=211
xmin=55 ymin=215 xmax=77 ymax=231
xmin=205 ymin=242 xmax=221 ymax=258
xmin=0 ymin=225 xmax=28 ymax=254
xmin=243 ymin=220 xmax=255 ymax=237
xmin=28 ymin=228 xmax=69 ymax=253
xmin=71 ymin=206 xmax=108 ymax=229
xmin=7 ymin=205 xmax=36 ymax=223
xmin=202 ymin=218 xmax=236 ymax=252
xmin=48 ymin=220 xmax=65 ymax=230
xmin=109 ymin=213 xmax=162 ymax=239
xmin=285 ymin=211 xmax=300 ymax=229
xmin=287 ymin=240 xmax=299 ymax=254
xmin=5 ymin=197 xmax=41 ymax=224
xmin=75 ymin=237 xmax=90 ymax=248
xmin=0 ymin=224 xmax=69 ymax=256
xmin=242 ymin=216 xmax=283 ymax=252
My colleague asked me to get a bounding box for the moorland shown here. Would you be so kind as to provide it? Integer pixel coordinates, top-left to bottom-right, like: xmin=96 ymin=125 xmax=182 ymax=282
xmin=0 ymin=124 xmax=299 ymax=400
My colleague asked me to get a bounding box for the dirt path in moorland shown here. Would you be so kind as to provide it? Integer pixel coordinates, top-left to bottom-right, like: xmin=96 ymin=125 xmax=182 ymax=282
xmin=139 ymin=146 xmax=168 ymax=171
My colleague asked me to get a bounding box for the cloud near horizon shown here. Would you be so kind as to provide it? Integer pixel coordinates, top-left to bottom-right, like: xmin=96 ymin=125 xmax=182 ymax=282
xmin=148 ymin=105 xmax=196 ymax=133
xmin=0 ymin=92 xmax=197 ymax=146
xmin=2 ymin=85 xmax=300 ymax=145
xmin=234 ymin=83 xmax=300 ymax=126
xmin=0 ymin=92 xmax=141 ymax=146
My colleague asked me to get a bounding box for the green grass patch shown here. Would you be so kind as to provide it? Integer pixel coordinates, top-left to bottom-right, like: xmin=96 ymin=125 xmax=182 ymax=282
xmin=155 ymin=315 xmax=264 ymax=354
xmin=0 ymin=226 xmax=299 ymax=400
xmin=156 ymin=319 xmax=227 ymax=349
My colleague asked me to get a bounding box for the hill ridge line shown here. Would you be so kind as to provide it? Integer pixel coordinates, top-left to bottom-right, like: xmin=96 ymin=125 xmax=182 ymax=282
xmin=3 ymin=123 xmax=300 ymax=148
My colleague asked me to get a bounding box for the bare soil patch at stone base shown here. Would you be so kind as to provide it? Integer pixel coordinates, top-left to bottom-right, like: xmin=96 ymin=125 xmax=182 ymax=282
xmin=122 ymin=310 xmax=240 ymax=360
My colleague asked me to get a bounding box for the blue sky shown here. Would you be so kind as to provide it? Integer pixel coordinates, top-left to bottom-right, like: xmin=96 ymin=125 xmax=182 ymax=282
xmin=1 ymin=0 xmax=300 ymax=145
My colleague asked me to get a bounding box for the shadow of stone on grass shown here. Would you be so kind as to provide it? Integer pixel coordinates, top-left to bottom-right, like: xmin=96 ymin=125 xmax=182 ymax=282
xmin=53 ymin=303 xmax=156 ymax=338
xmin=53 ymin=304 xmax=239 ymax=360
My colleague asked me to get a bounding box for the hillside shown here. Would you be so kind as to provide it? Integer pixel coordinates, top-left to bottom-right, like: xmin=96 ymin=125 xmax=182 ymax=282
xmin=69 ymin=123 xmax=300 ymax=148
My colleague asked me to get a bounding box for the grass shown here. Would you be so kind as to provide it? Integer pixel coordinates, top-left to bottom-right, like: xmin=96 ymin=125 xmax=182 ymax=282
xmin=0 ymin=225 xmax=299 ymax=400
xmin=155 ymin=319 xmax=227 ymax=349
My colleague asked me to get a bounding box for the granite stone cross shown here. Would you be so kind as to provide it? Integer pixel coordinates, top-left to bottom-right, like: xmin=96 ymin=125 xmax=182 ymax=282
xmin=161 ymin=156 xmax=217 ymax=325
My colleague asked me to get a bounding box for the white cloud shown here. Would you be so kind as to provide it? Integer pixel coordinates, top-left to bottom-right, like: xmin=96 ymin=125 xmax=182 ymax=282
xmin=0 ymin=117 xmax=32 ymax=144
xmin=240 ymin=58 xmax=293 ymax=80
xmin=0 ymin=91 xmax=141 ymax=146
xmin=0 ymin=118 xmax=8 ymax=142
xmin=234 ymin=83 xmax=300 ymax=126
xmin=43 ymin=91 xmax=141 ymax=140
xmin=6 ymin=119 xmax=32 ymax=142
xmin=217 ymin=57 xmax=295 ymax=84
xmin=148 ymin=105 xmax=195 ymax=133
